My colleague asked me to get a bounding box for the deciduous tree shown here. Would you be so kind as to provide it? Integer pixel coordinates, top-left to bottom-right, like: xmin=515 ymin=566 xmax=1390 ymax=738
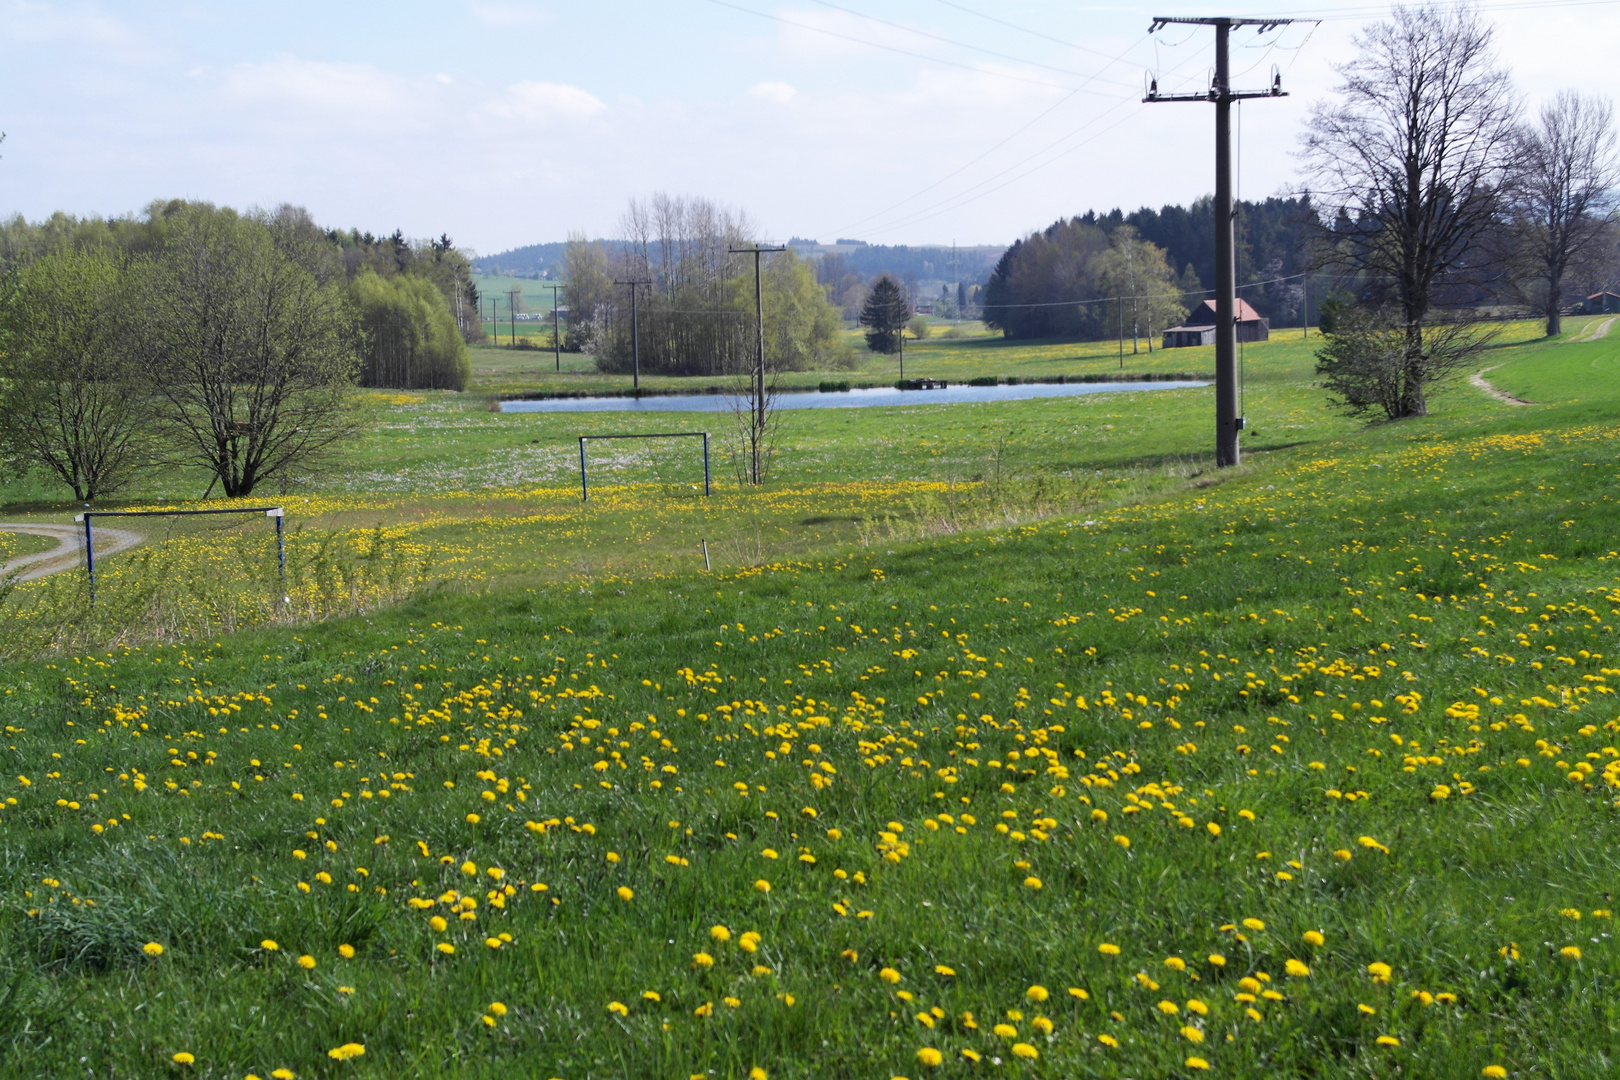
xmin=1509 ymin=91 xmax=1620 ymax=336
xmin=1301 ymin=3 xmax=1520 ymax=416
xmin=0 ymin=248 xmax=154 ymax=501
xmin=139 ymin=204 xmax=360 ymax=498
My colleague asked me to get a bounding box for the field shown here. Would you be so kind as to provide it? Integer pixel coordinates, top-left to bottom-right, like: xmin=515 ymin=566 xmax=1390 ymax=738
xmin=0 ymin=320 xmax=1618 ymax=1078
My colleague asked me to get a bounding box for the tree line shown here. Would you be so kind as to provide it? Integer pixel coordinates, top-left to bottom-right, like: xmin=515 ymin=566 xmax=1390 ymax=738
xmin=560 ymin=194 xmax=849 ymax=377
xmin=0 ymin=201 xmax=483 ymax=502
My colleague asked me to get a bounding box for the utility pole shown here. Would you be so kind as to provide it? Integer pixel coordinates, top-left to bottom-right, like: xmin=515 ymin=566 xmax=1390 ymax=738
xmin=1144 ymin=15 xmax=1298 ymax=468
xmin=614 ymin=277 xmax=653 ymax=392
xmin=543 ymin=284 xmax=564 ymax=371
xmin=898 ymin=325 xmax=905 ymax=380
xmin=508 ymin=287 xmax=522 ymax=347
xmin=728 ymin=244 xmax=785 ymax=485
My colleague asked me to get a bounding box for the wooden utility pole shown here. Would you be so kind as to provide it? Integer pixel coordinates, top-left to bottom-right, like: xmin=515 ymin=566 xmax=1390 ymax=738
xmin=728 ymin=244 xmax=785 ymax=484
xmin=614 ymin=278 xmax=653 ymax=392
xmin=508 ymin=287 xmax=522 ymax=347
xmin=543 ymin=284 xmax=564 ymax=371
xmin=1144 ymin=15 xmax=1297 ymax=468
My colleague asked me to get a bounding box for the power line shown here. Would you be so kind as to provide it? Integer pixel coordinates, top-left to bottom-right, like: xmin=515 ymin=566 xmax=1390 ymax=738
xmin=822 ymin=29 xmax=1157 ymax=237
xmin=700 ymin=0 xmax=1096 ymax=92
xmin=926 ymin=0 xmax=1131 ymax=59
xmin=803 ymin=0 xmax=1141 ymax=89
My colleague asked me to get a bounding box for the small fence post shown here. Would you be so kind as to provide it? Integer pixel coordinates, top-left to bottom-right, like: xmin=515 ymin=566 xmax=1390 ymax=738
xmin=579 ymin=437 xmax=589 ymax=502
xmin=78 ymin=513 xmax=95 ymax=604
xmin=702 ymin=433 xmax=711 ymax=497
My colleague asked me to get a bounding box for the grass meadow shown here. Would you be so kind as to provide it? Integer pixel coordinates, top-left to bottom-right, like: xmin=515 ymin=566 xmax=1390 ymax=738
xmin=0 ymin=319 xmax=1617 ymax=1078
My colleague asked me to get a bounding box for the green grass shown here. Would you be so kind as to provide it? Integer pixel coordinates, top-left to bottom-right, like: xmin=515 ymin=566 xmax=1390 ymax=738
xmin=0 ymin=319 xmax=1618 ymax=1077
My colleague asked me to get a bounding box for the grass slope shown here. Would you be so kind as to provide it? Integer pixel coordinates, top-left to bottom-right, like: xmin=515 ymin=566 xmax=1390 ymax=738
xmin=0 ymin=323 xmax=1617 ymax=1078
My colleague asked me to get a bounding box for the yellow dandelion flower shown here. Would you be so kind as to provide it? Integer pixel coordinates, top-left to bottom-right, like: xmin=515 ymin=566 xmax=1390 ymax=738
xmin=338 ymin=944 xmax=355 ymax=959
xmin=271 ymin=1070 xmax=296 ymax=1080
xmin=1113 ymin=834 xmax=1131 ymax=848
xmin=1098 ymin=943 xmax=1121 ymax=956
xmin=436 ymin=943 xmax=455 ymax=955
xmin=935 ymin=965 xmax=955 ymax=977
xmin=1186 ymin=1057 xmax=1210 ymax=1071
xmin=142 ymin=942 xmax=164 ymax=957
xmin=607 ymin=1001 xmax=629 ymax=1016
xmin=693 ymin=952 xmax=715 ymax=967
xmin=326 ymin=1044 xmax=365 ymax=1061
xmin=1098 ymin=1034 xmax=1119 ymax=1048
xmin=298 ymin=955 xmax=316 ymax=970
xmin=1285 ymin=959 xmax=1310 ymax=978
xmin=1157 ymin=1000 xmax=1179 ymax=1015
xmin=1187 ymin=999 xmax=1209 ymax=1016
xmin=260 ymin=940 xmax=279 ymax=951
xmin=1482 ymin=1067 xmax=1508 ymax=1078
xmin=1207 ymin=953 xmax=1227 ymax=967
xmin=1026 ymin=985 xmax=1048 ymax=1002
xmin=1023 ymin=876 xmax=1043 ymax=890
xmin=617 ymin=886 xmax=634 ymax=902
xmin=749 ymin=1069 xmax=767 ymax=1080
xmin=711 ymin=925 xmax=731 ymax=942
xmin=1010 ymin=1043 xmax=1038 ymax=1060
xmin=880 ymin=967 xmax=901 ymax=983
xmin=961 ymin=1049 xmax=981 ymax=1063
xmin=1180 ymin=1025 xmax=1205 ymax=1043
xmin=1367 ymin=962 xmax=1392 ymax=982
xmin=992 ymin=1023 xmax=1018 ymax=1039
xmin=916 ymin=1048 xmax=943 ymax=1067
xmin=754 ymin=879 xmax=771 ymax=893
xmin=1376 ymin=1035 xmax=1400 ymax=1048
xmin=1068 ymin=987 xmax=1089 ymax=1000
xmin=429 ymin=916 xmax=448 ymax=932
xmin=1303 ymin=930 xmax=1324 ymax=947
xmin=172 ymin=1052 xmax=195 ymax=1065
xmin=1242 ymin=918 xmax=1265 ymax=931
xmin=1560 ymin=946 xmax=1582 ymax=961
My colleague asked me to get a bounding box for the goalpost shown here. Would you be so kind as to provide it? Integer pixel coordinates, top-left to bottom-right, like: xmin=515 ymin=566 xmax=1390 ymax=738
xmin=578 ymin=432 xmax=711 ymax=502
xmin=75 ymin=506 xmax=286 ymax=604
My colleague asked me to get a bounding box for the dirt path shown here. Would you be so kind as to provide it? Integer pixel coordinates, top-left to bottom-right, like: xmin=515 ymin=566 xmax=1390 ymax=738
xmin=1471 ymin=367 xmax=1533 ymax=407
xmin=1573 ymin=316 xmax=1616 ymax=342
xmin=0 ymin=523 xmax=144 ymax=583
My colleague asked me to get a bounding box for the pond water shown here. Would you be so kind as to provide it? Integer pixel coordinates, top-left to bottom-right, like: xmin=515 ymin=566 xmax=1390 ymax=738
xmin=500 ymin=380 xmax=1207 ymax=413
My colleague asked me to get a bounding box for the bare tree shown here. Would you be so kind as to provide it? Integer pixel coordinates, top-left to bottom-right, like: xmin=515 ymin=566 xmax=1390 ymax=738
xmin=140 ymin=204 xmax=360 ymax=498
xmin=1301 ymin=3 xmax=1520 ymax=416
xmin=0 ymin=248 xmax=155 ymax=501
xmin=1510 ymin=91 xmax=1620 ymax=336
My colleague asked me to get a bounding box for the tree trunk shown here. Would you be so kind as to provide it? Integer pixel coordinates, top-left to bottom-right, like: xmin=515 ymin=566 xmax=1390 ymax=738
xmin=1546 ymin=270 xmax=1563 ymax=336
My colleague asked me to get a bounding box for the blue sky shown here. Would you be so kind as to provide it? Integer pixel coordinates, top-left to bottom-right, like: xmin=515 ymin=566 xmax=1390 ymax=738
xmin=2 ymin=1 xmax=1616 ymax=253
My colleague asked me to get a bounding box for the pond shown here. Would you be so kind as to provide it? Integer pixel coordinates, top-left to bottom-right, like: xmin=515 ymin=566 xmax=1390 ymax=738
xmin=500 ymin=380 xmax=1207 ymax=413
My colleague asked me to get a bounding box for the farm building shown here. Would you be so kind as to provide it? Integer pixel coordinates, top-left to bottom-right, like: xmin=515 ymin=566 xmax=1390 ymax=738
xmin=1581 ymin=292 xmax=1620 ymax=315
xmin=1162 ymin=298 xmax=1269 ymax=348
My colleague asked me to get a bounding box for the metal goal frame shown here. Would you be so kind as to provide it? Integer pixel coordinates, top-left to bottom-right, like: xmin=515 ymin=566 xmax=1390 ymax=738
xmin=578 ymin=432 xmax=711 ymax=502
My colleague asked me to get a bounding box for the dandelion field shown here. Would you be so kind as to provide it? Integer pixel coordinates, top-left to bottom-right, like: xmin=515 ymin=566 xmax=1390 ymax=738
xmin=1 ymin=322 xmax=1619 ymax=1078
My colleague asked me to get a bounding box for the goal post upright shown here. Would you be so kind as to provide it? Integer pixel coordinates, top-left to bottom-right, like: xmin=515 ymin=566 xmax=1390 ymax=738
xmin=577 ymin=432 xmax=711 ymax=503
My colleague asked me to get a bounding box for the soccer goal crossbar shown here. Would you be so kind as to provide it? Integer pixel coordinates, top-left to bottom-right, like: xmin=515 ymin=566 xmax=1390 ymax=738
xmin=578 ymin=432 xmax=711 ymax=502
xmin=74 ymin=506 xmax=286 ymax=604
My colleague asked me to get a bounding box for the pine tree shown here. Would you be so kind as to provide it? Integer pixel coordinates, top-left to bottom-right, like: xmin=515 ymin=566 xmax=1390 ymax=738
xmin=859 ymin=273 xmax=911 ymax=354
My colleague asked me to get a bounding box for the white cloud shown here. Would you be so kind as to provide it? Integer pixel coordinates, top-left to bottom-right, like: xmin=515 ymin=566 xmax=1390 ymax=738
xmin=487 ymin=80 xmax=607 ymax=124
xmin=222 ymin=58 xmax=406 ymax=115
xmin=747 ymin=81 xmax=797 ymax=104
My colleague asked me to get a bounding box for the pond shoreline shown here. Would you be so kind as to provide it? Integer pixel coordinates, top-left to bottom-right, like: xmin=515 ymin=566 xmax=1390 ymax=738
xmin=498 ymin=370 xmax=1212 ymax=402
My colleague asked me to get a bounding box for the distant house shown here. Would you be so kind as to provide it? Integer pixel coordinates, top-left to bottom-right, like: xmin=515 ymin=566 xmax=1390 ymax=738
xmin=1582 ymin=292 xmax=1620 ymax=315
xmin=1162 ymin=298 xmax=1269 ymax=348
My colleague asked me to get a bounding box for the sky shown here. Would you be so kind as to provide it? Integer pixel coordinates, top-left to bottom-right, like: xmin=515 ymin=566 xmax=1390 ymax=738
xmin=2 ymin=0 xmax=1617 ymax=255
